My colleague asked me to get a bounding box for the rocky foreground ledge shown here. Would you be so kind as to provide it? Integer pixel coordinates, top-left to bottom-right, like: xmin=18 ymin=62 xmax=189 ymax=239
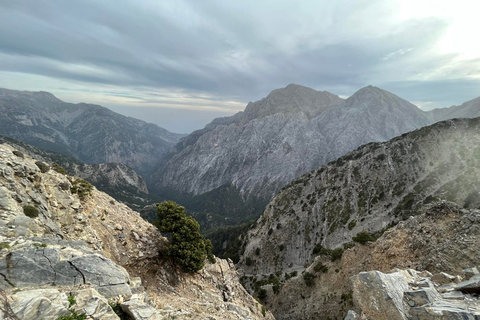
xmin=0 ymin=143 xmax=273 ymax=319
xmin=347 ymin=267 xmax=480 ymax=320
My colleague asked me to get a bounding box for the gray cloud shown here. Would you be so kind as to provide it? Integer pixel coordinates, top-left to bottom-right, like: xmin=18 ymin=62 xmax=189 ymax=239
xmin=0 ymin=0 xmax=479 ymax=132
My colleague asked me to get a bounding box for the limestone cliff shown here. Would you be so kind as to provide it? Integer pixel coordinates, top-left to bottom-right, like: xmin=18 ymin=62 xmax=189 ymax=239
xmin=0 ymin=142 xmax=273 ymax=320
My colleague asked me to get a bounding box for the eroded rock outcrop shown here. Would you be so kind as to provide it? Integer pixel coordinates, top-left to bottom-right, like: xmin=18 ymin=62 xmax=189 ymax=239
xmin=349 ymin=268 xmax=480 ymax=320
xmin=242 ymin=202 xmax=480 ymax=320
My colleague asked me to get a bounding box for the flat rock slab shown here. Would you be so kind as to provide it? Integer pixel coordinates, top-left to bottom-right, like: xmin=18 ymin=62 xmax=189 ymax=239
xmin=0 ymin=244 xmax=130 ymax=297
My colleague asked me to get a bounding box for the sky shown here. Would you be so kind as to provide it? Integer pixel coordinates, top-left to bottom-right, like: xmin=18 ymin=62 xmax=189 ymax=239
xmin=1 ymin=0 xmax=479 ymax=133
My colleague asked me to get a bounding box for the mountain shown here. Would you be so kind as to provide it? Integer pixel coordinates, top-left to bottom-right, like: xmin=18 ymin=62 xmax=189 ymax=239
xmin=238 ymin=117 xmax=480 ymax=276
xmin=150 ymin=84 xmax=434 ymax=228
xmin=0 ymin=88 xmax=184 ymax=175
xmin=0 ymin=135 xmax=155 ymax=209
xmin=246 ymin=202 xmax=480 ymax=320
xmin=428 ymin=95 xmax=480 ymax=122
xmin=235 ymin=117 xmax=480 ymax=319
xmin=0 ymin=143 xmax=274 ymax=320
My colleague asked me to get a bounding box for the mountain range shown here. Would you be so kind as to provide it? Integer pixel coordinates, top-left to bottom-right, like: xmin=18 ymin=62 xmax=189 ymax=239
xmin=1 ymin=85 xmax=479 ymax=231
xmin=0 ymin=88 xmax=184 ymax=175
xmin=149 ymin=84 xmax=479 ymax=228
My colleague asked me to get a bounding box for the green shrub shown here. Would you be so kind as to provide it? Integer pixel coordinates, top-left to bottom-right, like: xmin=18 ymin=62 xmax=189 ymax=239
xmin=255 ymin=248 xmax=260 ymax=256
xmin=352 ymin=231 xmax=374 ymax=244
xmin=35 ymin=161 xmax=50 ymax=173
xmin=312 ymin=243 xmax=323 ymax=255
xmin=330 ymin=248 xmax=344 ymax=262
xmin=257 ymin=288 xmax=267 ymax=300
xmin=347 ymin=220 xmax=356 ymax=230
xmin=313 ymin=262 xmax=328 ymax=273
xmin=23 ymin=205 xmax=39 ymax=218
xmin=268 ymin=228 xmax=273 ymax=235
xmin=70 ymin=178 xmax=93 ymax=200
xmin=246 ymin=257 xmax=253 ymax=266
xmin=57 ymin=295 xmax=87 ymax=320
xmin=155 ymin=201 xmax=215 ymax=273
xmin=52 ymin=163 xmax=67 ymax=175
xmin=303 ymin=272 xmax=315 ymax=286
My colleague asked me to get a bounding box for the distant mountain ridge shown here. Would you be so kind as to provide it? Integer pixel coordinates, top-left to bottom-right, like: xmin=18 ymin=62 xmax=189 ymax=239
xmin=151 ymin=84 xmax=471 ymax=228
xmin=0 ymin=88 xmax=184 ymax=175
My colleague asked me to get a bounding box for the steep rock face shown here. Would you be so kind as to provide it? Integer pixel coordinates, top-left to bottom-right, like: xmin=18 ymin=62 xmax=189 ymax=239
xmin=0 ymin=88 xmax=184 ymax=175
xmin=0 ymin=143 xmax=272 ymax=319
xmin=238 ymin=118 xmax=480 ymax=276
xmin=245 ymin=202 xmax=480 ymax=320
xmin=153 ymin=84 xmax=344 ymax=201
xmin=152 ymin=85 xmax=436 ymax=218
xmin=314 ymin=85 xmax=432 ymax=159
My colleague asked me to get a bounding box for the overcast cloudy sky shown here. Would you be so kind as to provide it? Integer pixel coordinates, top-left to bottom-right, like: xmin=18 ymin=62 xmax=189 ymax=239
xmin=1 ymin=0 xmax=479 ymax=133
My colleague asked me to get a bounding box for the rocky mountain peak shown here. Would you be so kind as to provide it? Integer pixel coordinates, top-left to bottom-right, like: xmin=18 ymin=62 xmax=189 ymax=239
xmin=243 ymin=83 xmax=343 ymax=121
xmin=344 ymin=85 xmax=419 ymax=112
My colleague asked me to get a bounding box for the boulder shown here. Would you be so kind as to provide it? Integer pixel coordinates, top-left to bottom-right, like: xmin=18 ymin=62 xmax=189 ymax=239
xmin=121 ymin=298 xmax=163 ymax=320
xmin=350 ymin=270 xmax=410 ymax=320
xmin=10 ymin=288 xmax=69 ymax=320
xmin=456 ymin=274 xmax=480 ymax=294
xmin=463 ymin=267 xmax=479 ymax=281
xmin=8 ymin=287 xmax=120 ymax=320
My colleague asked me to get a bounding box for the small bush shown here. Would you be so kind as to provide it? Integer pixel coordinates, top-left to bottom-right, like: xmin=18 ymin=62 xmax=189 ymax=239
xmin=246 ymin=257 xmax=253 ymax=266
xmin=70 ymin=178 xmax=93 ymax=200
xmin=268 ymin=228 xmax=273 ymax=236
xmin=352 ymin=231 xmax=374 ymax=244
xmin=257 ymin=288 xmax=267 ymax=300
xmin=279 ymin=244 xmax=285 ymax=251
xmin=312 ymin=243 xmax=323 ymax=255
xmin=12 ymin=150 xmax=24 ymax=158
xmin=23 ymin=205 xmax=39 ymax=218
xmin=52 ymin=163 xmax=67 ymax=175
xmin=330 ymin=248 xmax=344 ymax=262
xmin=313 ymin=262 xmax=328 ymax=273
xmin=57 ymin=295 xmax=87 ymax=320
xmin=255 ymin=248 xmax=260 ymax=256
xmin=347 ymin=220 xmax=356 ymax=230
xmin=303 ymin=272 xmax=315 ymax=286
xmin=35 ymin=161 xmax=50 ymax=173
